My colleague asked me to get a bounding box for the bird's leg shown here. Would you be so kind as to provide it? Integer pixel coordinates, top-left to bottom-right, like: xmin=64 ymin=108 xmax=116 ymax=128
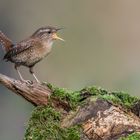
xmin=15 ymin=65 xmax=25 ymax=81
xmin=29 ymin=66 xmax=40 ymax=83
xmin=15 ymin=65 xmax=32 ymax=83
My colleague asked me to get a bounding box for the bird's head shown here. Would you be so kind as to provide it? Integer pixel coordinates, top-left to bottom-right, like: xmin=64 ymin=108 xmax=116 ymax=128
xmin=32 ymin=26 xmax=64 ymax=42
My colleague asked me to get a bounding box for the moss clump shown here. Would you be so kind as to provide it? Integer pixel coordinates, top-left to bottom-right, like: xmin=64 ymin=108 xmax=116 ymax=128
xmin=48 ymin=84 xmax=82 ymax=109
xmin=47 ymin=84 xmax=139 ymax=109
xmin=25 ymin=84 xmax=140 ymax=140
xmin=81 ymin=86 xmax=139 ymax=109
xmin=110 ymin=92 xmax=138 ymax=108
xmin=119 ymin=132 xmax=140 ymax=140
xmin=24 ymin=106 xmax=80 ymax=140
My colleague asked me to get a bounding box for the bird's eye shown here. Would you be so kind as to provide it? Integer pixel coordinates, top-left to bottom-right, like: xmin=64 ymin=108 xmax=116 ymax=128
xmin=47 ymin=31 xmax=51 ymax=34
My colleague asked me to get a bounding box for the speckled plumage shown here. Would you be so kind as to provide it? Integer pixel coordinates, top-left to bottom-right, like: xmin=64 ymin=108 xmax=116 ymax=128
xmin=3 ymin=27 xmax=57 ymax=67
xmin=0 ymin=26 xmax=63 ymax=82
xmin=0 ymin=31 xmax=13 ymax=52
xmin=4 ymin=38 xmax=53 ymax=67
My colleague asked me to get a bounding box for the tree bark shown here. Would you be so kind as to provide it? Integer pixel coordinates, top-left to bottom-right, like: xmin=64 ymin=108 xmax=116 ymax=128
xmin=0 ymin=73 xmax=51 ymax=105
xmin=0 ymin=73 xmax=140 ymax=140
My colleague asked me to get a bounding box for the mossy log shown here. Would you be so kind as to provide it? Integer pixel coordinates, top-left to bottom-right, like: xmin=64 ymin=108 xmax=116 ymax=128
xmin=0 ymin=73 xmax=140 ymax=140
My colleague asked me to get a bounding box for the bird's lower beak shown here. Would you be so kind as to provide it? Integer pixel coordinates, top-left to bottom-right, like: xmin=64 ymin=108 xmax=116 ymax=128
xmin=52 ymin=33 xmax=64 ymax=41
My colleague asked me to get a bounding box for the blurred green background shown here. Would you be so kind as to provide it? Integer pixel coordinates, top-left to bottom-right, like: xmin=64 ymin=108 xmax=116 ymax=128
xmin=0 ymin=0 xmax=140 ymax=139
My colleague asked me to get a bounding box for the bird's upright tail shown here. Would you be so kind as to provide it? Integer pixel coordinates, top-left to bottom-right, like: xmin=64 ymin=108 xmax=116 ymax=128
xmin=0 ymin=31 xmax=13 ymax=53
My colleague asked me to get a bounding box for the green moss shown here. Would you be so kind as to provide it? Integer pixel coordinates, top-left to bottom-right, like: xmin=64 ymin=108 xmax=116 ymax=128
xmin=111 ymin=92 xmax=138 ymax=108
xmin=47 ymin=85 xmax=120 ymax=109
xmin=47 ymin=84 xmax=139 ymax=109
xmin=24 ymin=106 xmax=81 ymax=140
xmin=119 ymin=132 xmax=140 ymax=140
xmin=81 ymin=86 xmax=139 ymax=109
xmin=48 ymin=84 xmax=82 ymax=109
xmin=24 ymin=84 xmax=140 ymax=140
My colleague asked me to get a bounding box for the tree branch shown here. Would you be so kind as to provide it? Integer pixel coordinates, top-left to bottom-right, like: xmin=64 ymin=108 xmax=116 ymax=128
xmin=0 ymin=73 xmax=52 ymax=105
xmin=1 ymin=73 xmax=140 ymax=139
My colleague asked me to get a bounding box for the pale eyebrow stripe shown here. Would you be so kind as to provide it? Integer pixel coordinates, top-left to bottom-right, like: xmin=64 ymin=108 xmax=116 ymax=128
xmin=40 ymin=29 xmax=50 ymax=33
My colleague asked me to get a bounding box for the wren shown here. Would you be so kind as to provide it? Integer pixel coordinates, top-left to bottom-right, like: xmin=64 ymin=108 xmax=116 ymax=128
xmin=0 ymin=26 xmax=64 ymax=83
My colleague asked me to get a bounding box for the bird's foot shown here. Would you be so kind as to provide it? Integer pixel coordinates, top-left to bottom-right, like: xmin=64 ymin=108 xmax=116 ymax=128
xmin=26 ymin=80 xmax=33 ymax=84
xmin=21 ymin=79 xmax=33 ymax=84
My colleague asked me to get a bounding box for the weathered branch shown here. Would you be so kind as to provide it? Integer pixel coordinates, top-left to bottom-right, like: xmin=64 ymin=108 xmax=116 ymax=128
xmin=61 ymin=99 xmax=140 ymax=139
xmin=1 ymin=73 xmax=140 ymax=139
xmin=0 ymin=73 xmax=52 ymax=105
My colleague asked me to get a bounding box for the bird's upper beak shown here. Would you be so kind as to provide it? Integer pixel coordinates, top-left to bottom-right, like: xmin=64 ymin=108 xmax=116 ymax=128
xmin=52 ymin=33 xmax=64 ymax=41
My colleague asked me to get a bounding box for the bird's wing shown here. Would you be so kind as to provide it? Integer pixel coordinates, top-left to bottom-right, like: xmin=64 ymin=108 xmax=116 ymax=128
xmin=3 ymin=38 xmax=41 ymax=60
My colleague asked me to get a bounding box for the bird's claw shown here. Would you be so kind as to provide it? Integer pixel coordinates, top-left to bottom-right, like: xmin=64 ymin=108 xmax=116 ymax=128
xmin=26 ymin=80 xmax=33 ymax=84
xmin=21 ymin=79 xmax=33 ymax=84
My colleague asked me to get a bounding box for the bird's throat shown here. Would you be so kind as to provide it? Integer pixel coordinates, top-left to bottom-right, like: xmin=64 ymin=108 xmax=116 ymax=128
xmin=42 ymin=40 xmax=53 ymax=54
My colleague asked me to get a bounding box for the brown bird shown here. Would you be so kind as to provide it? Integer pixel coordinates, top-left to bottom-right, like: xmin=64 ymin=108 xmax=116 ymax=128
xmin=0 ymin=26 xmax=64 ymax=83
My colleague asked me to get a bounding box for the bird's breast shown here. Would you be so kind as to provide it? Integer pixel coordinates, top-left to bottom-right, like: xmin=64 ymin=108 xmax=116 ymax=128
xmin=26 ymin=42 xmax=53 ymax=65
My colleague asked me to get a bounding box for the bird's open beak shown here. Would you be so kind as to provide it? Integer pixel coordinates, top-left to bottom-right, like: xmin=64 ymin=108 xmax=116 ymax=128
xmin=52 ymin=33 xmax=64 ymax=41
